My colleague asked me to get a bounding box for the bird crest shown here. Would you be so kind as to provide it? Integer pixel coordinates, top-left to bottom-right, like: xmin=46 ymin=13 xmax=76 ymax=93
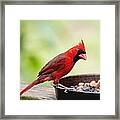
xmin=78 ymin=40 xmax=86 ymax=52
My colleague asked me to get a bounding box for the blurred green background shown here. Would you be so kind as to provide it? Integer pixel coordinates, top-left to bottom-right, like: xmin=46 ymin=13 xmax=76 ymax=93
xmin=20 ymin=20 xmax=100 ymax=85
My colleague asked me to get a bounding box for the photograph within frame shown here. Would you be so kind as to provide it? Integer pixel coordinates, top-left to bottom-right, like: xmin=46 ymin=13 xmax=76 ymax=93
xmin=20 ymin=20 xmax=100 ymax=100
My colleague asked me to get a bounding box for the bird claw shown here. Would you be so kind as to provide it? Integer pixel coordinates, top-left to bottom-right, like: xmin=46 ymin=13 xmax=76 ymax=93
xmin=52 ymin=83 xmax=75 ymax=93
xmin=56 ymin=84 xmax=69 ymax=90
xmin=51 ymin=82 xmax=67 ymax=88
xmin=58 ymin=84 xmax=67 ymax=88
xmin=56 ymin=84 xmax=68 ymax=93
xmin=64 ymin=89 xmax=68 ymax=93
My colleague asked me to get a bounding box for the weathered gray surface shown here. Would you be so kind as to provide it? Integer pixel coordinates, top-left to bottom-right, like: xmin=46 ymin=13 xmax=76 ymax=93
xmin=20 ymin=83 xmax=56 ymax=100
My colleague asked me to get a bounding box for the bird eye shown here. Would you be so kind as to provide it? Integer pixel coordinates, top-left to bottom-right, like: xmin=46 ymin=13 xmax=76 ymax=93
xmin=79 ymin=50 xmax=86 ymax=54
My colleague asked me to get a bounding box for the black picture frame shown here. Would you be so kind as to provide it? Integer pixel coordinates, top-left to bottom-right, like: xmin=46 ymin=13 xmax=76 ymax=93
xmin=0 ymin=0 xmax=119 ymax=119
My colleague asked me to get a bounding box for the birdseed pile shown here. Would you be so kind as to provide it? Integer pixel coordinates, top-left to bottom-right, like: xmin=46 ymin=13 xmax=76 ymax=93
xmin=56 ymin=80 xmax=100 ymax=94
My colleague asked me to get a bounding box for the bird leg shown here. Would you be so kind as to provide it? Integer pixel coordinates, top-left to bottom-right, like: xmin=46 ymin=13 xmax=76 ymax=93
xmin=52 ymin=79 xmax=68 ymax=90
xmin=55 ymin=81 xmax=67 ymax=89
xmin=53 ymin=78 xmax=59 ymax=85
xmin=52 ymin=78 xmax=60 ymax=87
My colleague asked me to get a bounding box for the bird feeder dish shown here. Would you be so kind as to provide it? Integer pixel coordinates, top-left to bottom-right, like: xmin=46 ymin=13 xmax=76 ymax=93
xmin=54 ymin=74 xmax=100 ymax=100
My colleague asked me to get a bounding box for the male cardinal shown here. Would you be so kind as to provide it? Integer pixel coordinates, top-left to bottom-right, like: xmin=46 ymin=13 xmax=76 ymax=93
xmin=20 ymin=40 xmax=87 ymax=96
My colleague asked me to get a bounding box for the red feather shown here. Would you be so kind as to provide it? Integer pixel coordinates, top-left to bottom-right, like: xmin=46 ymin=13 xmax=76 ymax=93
xmin=20 ymin=40 xmax=86 ymax=96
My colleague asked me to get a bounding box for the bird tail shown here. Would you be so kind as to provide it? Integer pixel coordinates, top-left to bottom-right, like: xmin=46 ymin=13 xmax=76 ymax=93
xmin=20 ymin=75 xmax=51 ymax=96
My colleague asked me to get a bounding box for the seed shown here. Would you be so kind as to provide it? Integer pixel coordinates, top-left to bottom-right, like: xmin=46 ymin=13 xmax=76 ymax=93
xmin=90 ymin=80 xmax=97 ymax=87
xmin=78 ymin=83 xmax=84 ymax=86
xmin=95 ymin=88 xmax=100 ymax=92
xmin=84 ymin=83 xmax=89 ymax=87
xmin=96 ymin=81 xmax=100 ymax=89
xmin=76 ymin=86 xmax=83 ymax=90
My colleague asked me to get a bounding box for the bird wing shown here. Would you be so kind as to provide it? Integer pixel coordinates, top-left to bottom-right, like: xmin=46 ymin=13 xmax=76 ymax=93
xmin=37 ymin=53 xmax=66 ymax=77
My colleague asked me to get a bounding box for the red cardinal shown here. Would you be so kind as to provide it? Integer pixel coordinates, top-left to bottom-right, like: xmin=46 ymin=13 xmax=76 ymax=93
xmin=20 ymin=40 xmax=87 ymax=96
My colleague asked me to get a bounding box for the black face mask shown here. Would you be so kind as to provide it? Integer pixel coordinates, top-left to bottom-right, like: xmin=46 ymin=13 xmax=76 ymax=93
xmin=73 ymin=50 xmax=86 ymax=63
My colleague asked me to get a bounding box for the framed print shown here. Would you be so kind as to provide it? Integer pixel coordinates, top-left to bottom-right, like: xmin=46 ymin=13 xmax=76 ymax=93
xmin=0 ymin=0 xmax=119 ymax=119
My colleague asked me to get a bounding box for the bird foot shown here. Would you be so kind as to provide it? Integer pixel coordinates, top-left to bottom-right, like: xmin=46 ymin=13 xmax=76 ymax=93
xmin=58 ymin=84 xmax=67 ymax=88
xmin=56 ymin=84 xmax=68 ymax=89
xmin=53 ymin=84 xmax=76 ymax=93
xmin=51 ymin=82 xmax=67 ymax=89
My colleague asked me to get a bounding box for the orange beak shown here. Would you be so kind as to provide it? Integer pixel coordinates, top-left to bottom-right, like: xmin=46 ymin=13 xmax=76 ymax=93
xmin=79 ymin=54 xmax=87 ymax=60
